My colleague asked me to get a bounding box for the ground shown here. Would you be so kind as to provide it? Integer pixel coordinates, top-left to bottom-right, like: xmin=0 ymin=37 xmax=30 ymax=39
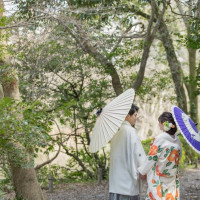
xmin=45 ymin=169 xmax=200 ymax=200
xmin=4 ymin=169 xmax=200 ymax=200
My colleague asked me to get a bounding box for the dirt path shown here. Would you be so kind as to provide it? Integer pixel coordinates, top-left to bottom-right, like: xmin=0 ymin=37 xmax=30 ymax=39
xmin=4 ymin=169 xmax=200 ymax=200
xmin=180 ymin=169 xmax=200 ymax=200
xmin=44 ymin=169 xmax=200 ymax=200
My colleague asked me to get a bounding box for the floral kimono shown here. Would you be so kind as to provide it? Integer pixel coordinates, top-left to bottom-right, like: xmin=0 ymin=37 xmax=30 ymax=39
xmin=138 ymin=132 xmax=182 ymax=200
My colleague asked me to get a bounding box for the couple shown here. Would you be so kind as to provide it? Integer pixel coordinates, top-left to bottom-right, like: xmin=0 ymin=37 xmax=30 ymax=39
xmin=109 ymin=104 xmax=182 ymax=200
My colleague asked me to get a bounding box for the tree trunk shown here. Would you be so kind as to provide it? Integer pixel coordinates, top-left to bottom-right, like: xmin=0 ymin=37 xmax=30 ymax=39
xmin=188 ymin=48 xmax=198 ymax=123
xmin=133 ymin=0 xmax=166 ymax=91
xmin=159 ymin=19 xmax=188 ymax=112
xmin=175 ymin=0 xmax=199 ymax=122
xmin=0 ymin=2 xmax=44 ymax=198
xmin=122 ymin=3 xmax=188 ymax=112
xmin=1 ymin=70 xmax=45 ymax=200
xmin=0 ymin=84 xmax=3 ymax=98
xmin=10 ymin=166 xmax=45 ymax=200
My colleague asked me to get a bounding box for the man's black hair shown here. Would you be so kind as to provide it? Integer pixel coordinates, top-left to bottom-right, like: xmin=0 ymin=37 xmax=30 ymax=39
xmin=128 ymin=104 xmax=139 ymax=116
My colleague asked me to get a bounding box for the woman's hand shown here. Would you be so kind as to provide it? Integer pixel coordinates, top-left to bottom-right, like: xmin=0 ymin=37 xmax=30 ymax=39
xmin=139 ymin=173 xmax=147 ymax=180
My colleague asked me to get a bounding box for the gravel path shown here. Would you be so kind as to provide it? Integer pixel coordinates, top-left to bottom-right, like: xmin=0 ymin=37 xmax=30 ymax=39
xmin=45 ymin=169 xmax=200 ymax=200
xmin=4 ymin=169 xmax=200 ymax=200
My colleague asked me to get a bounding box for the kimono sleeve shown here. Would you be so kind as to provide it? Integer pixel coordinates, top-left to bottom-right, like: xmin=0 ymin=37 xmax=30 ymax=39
xmin=126 ymin=128 xmax=146 ymax=180
xmin=134 ymin=135 xmax=146 ymax=167
xmin=138 ymin=137 xmax=164 ymax=175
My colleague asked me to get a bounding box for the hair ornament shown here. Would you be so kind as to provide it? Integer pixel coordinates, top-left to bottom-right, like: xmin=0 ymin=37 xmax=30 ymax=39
xmin=163 ymin=121 xmax=175 ymax=131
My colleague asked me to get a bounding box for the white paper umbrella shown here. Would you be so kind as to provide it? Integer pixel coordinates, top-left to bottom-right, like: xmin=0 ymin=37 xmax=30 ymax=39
xmin=89 ymin=88 xmax=135 ymax=153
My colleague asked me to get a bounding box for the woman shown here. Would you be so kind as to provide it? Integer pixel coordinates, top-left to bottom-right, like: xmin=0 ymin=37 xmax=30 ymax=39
xmin=138 ymin=112 xmax=182 ymax=200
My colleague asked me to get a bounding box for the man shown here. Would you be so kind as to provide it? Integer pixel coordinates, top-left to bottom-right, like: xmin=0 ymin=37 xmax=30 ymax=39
xmin=109 ymin=104 xmax=146 ymax=200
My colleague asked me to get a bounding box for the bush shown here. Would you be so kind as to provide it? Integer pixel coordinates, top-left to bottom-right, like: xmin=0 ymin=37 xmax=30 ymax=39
xmin=142 ymin=138 xmax=152 ymax=154
xmin=36 ymin=162 xmax=97 ymax=185
xmin=0 ymin=159 xmax=13 ymax=194
xmin=178 ymin=134 xmax=200 ymax=168
xmin=36 ymin=164 xmax=65 ymax=187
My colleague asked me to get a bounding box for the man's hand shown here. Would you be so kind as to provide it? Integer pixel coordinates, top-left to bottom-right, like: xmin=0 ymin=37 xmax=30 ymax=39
xmin=139 ymin=173 xmax=147 ymax=180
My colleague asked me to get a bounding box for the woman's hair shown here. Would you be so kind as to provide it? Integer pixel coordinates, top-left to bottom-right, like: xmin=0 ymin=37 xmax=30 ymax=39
xmin=128 ymin=104 xmax=139 ymax=116
xmin=158 ymin=112 xmax=177 ymax=135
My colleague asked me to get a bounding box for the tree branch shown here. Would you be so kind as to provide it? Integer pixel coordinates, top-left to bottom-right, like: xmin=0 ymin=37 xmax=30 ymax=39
xmin=35 ymin=144 xmax=61 ymax=170
xmin=169 ymin=1 xmax=200 ymax=21
xmin=35 ymin=120 xmax=62 ymax=170
xmin=132 ymin=0 xmax=166 ymax=91
xmin=174 ymin=0 xmax=190 ymax=29
xmin=110 ymin=22 xmax=144 ymax=54
xmin=54 ymin=16 xmax=123 ymax=95
xmin=63 ymin=146 xmax=94 ymax=178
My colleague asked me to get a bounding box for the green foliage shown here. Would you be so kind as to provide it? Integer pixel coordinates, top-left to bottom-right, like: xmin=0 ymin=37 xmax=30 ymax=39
xmin=0 ymin=189 xmax=6 ymax=200
xmin=36 ymin=155 xmax=107 ymax=186
xmin=174 ymin=11 xmax=200 ymax=50
xmin=11 ymin=24 xmax=114 ymax=177
xmin=0 ymin=33 xmax=9 ymax=59
xmin=7 ymin=0 xmax=190 ymax=184
xmin=122 ymin=69 xmax=175 ymax=102
xmin=68 ymin=0 xmax=119 ymax=7
xmin=63 ymin=147 xmax=109 ymax=181
xmin=0 ymin=98 xmax=53 ymax=167
xmin=178 ymin=134 xmax=200 ymax=167
xmin=186 ymin=20 xmax=200 ymax=50
xmin=0 ymin=156 xmax=13 ymax=197
xmin=36 ymin=164 xmax=65 ymax=186
xmin=142 ymin=138 xmax=152 ymax=154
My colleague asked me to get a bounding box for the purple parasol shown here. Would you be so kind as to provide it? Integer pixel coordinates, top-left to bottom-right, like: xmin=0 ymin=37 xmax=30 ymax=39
xmin=171 ymin=105 xmax=200 ymax=154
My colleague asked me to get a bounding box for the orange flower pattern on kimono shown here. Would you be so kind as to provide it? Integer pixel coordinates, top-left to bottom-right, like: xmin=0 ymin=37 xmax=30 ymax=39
xmin=156 ymin=165 xmax=167 ymax=177
xmin=168 ymin=149 xmax=179 ymax=165
xmin=149 ymin=145 xmax=158 ymax=156
xmin=175 ymin=190 xmax=179 ymax=198
xmin=138 ymin=132 xmax=182 ymax=200
xmin=149 ymin=192 xmax=156 ymax=200
xmin=156 ymin=185 xmax=162 ymax=198
xmin=165 ymin=193 xmax=175 ymax=200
